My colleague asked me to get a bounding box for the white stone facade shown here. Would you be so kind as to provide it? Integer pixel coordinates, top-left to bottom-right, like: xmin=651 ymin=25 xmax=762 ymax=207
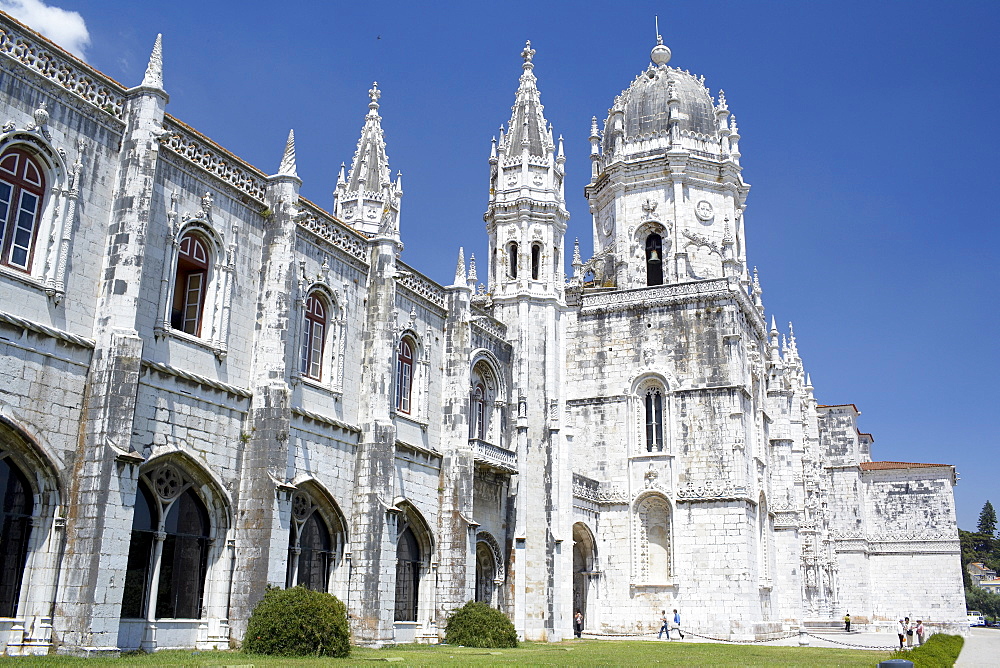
xmin=0 ymin=13 xmax=965 ymax=655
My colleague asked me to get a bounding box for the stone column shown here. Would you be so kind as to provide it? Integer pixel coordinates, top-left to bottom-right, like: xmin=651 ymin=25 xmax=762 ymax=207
xmin=228 ymin=150 xmax=302 ymax=640
xmin=348 ymin=231 xmax=401 ymax=646
xmin=54 ymin=48 xmax=168 ymax=655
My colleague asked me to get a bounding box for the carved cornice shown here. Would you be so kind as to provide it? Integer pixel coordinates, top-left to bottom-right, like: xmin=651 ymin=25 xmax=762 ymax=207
xmin=0 ymin=15 xmax=126 ymax=122
xmin=161 ymin=117 xmax=267 ymax=202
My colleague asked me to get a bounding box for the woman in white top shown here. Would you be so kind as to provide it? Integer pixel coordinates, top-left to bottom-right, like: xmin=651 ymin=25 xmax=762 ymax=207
xmin=896 ymin=619 xmax=906 ymax=649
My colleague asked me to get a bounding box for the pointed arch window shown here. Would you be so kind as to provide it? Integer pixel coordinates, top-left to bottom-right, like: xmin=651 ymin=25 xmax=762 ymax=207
xmin=301 ymin=293 xmax=328 ymax=381
xmin=645 ymin=386 xmax=664 ymax=452
xmin=0 ymin=457 xmax=33 ymax=617
xmin=645 ymin=234 xmax=663 ymax=286
xmin=172 ymin=232 xmax=210 ymax=336
xmin=394 ymin=526 xmax=420 ymax=621
xmin=507 ymin=242 xmax=518 ymax=279
xmin=0 ymin=148 xmax=46 ymax=272
xmin=531 ymin=243 xmax=541 ymax=280
xmin=395 ymin=338 xmax=414 ymax=414
xmin=121 ymin=469 xmax=212 ymax=620
xmin=287 ymin=492 xmax=332 ymax=592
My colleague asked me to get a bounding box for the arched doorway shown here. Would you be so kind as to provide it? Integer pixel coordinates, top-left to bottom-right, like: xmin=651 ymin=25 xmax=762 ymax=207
xmin=572 ymin=522 xmax=597 ymax=625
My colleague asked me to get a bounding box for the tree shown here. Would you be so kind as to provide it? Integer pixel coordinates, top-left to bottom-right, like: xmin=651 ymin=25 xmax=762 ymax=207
xmin=979 ymin=501 xmax=997 ymax=537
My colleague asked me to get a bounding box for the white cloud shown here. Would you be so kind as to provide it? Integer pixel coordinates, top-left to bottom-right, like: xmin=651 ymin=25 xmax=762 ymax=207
xmin=0 ymin=0 xmax=90 ymax=60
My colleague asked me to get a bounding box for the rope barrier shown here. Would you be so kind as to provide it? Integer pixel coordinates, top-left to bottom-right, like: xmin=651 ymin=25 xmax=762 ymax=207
xmin=580 ymin=628 xmax=898 ymax=650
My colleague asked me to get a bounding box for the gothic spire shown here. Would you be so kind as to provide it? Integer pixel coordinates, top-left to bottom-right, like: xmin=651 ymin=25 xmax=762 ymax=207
xmin=335 ymin=82 xmax=402 ymax=235
xmin=140 ymin=34 xmax=163 ymax=90
xmin=500 ymin=41 xmax=553 ymax=160
xmin=454 ymin=247 xmax=466 ymax=285
xmin=277 ymin=129 xmax=297 ymax=178
xmin=347 ymin=82 xmax=391 ymax=192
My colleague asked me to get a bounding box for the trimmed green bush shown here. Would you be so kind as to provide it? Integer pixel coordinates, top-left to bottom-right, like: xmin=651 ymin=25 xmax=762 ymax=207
xmin=445 ymin=601 xmax=519 ymax=648
xmin=888 ymin=632 xmax=963 ymax=667
xmin=243 ymin=586 xmax=350 ymax=657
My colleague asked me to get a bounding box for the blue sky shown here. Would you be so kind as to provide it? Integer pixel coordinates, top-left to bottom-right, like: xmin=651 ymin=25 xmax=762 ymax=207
xmin=5 ymin=0 xmax=997 ymax=530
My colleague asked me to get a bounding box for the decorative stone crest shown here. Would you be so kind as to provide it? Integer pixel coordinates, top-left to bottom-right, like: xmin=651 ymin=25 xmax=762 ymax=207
xmin=695 ymin=200 xmax=714 ymax=222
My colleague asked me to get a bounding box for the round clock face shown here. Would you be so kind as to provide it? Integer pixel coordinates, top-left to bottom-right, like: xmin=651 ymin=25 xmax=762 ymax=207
xmin=695 ymin=200 xmax=714 ymax=221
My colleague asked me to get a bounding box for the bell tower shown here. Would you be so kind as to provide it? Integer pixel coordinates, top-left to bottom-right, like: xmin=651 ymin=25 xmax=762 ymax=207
xmin=483 ymin=41 xmax=571 ymax=641
xmin=582 ymin=34 xmax=750 ymax=290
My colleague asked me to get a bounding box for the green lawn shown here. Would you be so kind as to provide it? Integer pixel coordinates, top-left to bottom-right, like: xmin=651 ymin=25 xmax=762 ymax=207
xmin=0 ymin=640 xmax=890 ymax=667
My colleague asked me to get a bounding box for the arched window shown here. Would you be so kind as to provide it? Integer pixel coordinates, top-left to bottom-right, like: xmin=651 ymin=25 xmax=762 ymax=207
xmin=475 ymin=541 xmax=496 ymax=605
xmin=507 ymin=242 xmax=518 ymax=279
xmin=645 ymin=386 xmax=664 ymax=452
xmin=395 ymin=338 xmax=414 ymax=414
xmin=120 ymin=469 xmax=212 ymax=620
xmin=394 ymin=526 xmax=420 ymax=621
xmin=530 ymin=243 xmax=541 ymax=280
xmin=121 ymin=484 xmax=156 ymax=618
xmin=645 ymin=234 xmax=663 ymax=286
xmin=0 ymin=457 xmax=33 ymax=617
xmin=635 ymin=496 xmax=671 ymax=583
xmin=171 ymin=232 xmax=210 ymax=336
xmin=472 ymin=384 xmax=487 ymax=440
xmin=0 ymin=148 xmax=46 ymax=272
xmin=156 ymin=488 xmax=210 ymax=618
xmin=300 ymin=293 xmax=328 ymax=381
xmin=288 ymin=514 xmax=331 ymax=592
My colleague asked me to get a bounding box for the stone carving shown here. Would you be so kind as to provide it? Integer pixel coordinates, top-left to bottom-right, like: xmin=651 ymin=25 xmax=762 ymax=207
xmin=677 ymin=479 xmax=735 ymax=499
xmin=682 ymin=229 xmax=721 ymax=255
xmin=0 ymin=23 xmax=126 ymax=121
xmin=161 ymin=118 xmax=267 ymax=202
xmin=641 ymin=198 xmax=659 ymax=221
xmin=695 ymin=200 xmax=714 ymax=221
xmin=296 ymin=206 xmax=367 ymax=262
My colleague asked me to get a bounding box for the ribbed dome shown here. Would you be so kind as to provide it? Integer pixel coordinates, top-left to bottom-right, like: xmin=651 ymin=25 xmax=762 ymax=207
xmin=603 ymin=65 xmax=716 ymax=154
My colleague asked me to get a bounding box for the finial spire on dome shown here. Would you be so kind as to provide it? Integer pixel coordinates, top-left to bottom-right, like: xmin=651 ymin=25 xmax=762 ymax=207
xmin=521 ymin=40 xmax=536 ymax=68
xmin=651 ymin=16 xmax=671 ymax=66
xmin=141 ymin=34 xmax=164 ymax=89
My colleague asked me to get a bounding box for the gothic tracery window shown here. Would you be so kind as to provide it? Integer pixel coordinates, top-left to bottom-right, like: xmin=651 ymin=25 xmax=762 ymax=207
xmin=286 ymin=492 xmax=333 ymax=592
xmin=0 ymin=148 xmax=46 ymax=272
xmin=171 ymin=232 xmax=211 ymax=336
xmin=120 ymin=467 xmax=213 ymax=620
xmin=300 ymin=292 xmax=328 ymax=381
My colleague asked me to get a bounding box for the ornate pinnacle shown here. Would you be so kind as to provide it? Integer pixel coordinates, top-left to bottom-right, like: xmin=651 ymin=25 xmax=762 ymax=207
xmin=730 ymin=114 xmax=739 ymax=135
xmin=141 ymin=34 xmax=164 ymax=89
xmin=752 ymin=266 xmax=762 ymax=294
xmin=717 ymin=90 xmax=728 ymax=110
xmin=455 ymin=247 xmax=466 ymax=284
xmin=368 ymin=81 xmax=381 ymax=116
xmin=572 ymin=238 xmax=582 ymax=266
xmin=278 ymin=129 xmax=297 ymax=177
xmin=521 ymin=40 xmax=536 ymax=67
xmin=468 ymin=254 xmax=477 ymax=283
xmin=590 ymin=116 xmax=599 ymax=138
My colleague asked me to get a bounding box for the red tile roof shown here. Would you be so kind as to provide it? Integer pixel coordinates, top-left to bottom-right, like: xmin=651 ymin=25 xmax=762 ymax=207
xmin=859 ymin=461 xmax=951 ymax=471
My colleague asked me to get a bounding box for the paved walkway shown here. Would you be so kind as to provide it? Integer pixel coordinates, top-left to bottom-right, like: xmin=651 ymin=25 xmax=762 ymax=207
xmin=956 ymin=627 xmax=1000 ymax=667
xmin=583 ymin=629 xmax=902 ymax=651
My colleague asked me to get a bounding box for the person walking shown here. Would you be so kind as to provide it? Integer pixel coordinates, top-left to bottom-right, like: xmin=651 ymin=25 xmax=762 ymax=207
xmin=573 ymin=610 xmax=584 ymax=638
xmin=844 ymin=612 xmax=851 ymax=632
xmin=915 ymin=620 xmax=925 ymax=645
xmin=905 ymin=616 xmax=913 ymax=647
xmin=657 ymin=610 xmax=670 ymax=639
xmin=670 ymin=609 xmax=685 ymax=640
xmin=896 ymin=618 xmax=906 ymax=649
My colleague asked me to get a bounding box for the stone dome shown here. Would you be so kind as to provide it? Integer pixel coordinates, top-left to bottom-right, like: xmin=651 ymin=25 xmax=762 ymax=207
xmin=603 ymin=65 xmax=717 ymax=154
